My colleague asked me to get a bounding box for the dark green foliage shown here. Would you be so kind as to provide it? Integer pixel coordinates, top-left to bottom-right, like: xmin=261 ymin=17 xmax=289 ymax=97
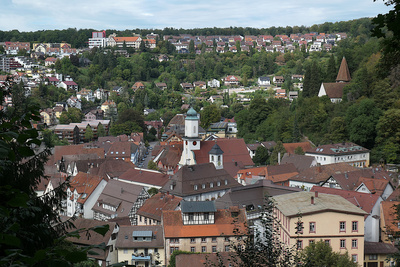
xmin=326 ymin=54 xmax=337 ymax=82
xmin=59 ymin=107 xmax=84 ymax=124
xmin=200 ymin=104 xmax=221 ymax=129
xmin=301 ymin=240 xmax=358 ymax=267
xmin=252 ymin=146 xmax=269 ymax=166
xmin=270 ymin=141 xmax=287 ymax=165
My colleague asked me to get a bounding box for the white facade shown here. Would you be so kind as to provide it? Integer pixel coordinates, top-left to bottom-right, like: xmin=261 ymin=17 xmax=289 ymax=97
xmin=88 ymin=37 xmax=108 ymax=49
xmin=305 ymin=151 xmax=370 ymax=167
xmin=179 ymin=109 xmax=201 ymax=167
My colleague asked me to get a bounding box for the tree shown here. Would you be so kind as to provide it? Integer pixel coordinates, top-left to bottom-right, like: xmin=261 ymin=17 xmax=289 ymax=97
xmin=59 ymin=107 xmax=83 ymax=124
xmin=294 ymin=146 xmax=305 ymax=155
xmin=189 ymin=40 xmax=195 ymax=54
xmin=372 ymin=0 xmax=400 ymax=75
xmin=147 ymin=161 xmax=158 ymax=171
xmin=97 ymin=123 xmax=106 ymax=137
xmin=253 ymin=146 xmax=269 ymax=166
xmin=301 ymin=240 xmax=358 ymax=267
xmin=270 ymin=141 xmax=286 ymax=165
xmin=376 ymin=108 xmax=400 ymax=163
xmin=85 ymin=125 xmax=94 ymax=141
xmin=0 ymin=76 xmax=108 ymax=265
xmin=326 ymin=54 xmax=337 ymax=82
xmin=200 ymin=104 xmax=221 ymax=129
xmin=227 ymin=195 xmax=300 ymax=266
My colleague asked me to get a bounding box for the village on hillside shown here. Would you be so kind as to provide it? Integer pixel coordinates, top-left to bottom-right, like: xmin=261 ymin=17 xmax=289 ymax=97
xmin=1 ymin=22 xmax=400 ymax=267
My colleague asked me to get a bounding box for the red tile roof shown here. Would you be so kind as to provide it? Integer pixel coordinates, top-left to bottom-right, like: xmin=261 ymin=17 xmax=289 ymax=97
xmin=194 ymin=139 xmax=254 ymax=167
xmin=311 ymin=186 xmax=380 ymax=214
xmin=69 ymin=172 xmax=104 ymax=204
xmin=137 ymin=192 xmax=182 ymax=221
xmin=118 ymin=168 xmax=169 ymax=187
xmin=283 ymin=142 xmax=312 ymax=155
xmin=163 ymin=208 xmax=247 ymax=238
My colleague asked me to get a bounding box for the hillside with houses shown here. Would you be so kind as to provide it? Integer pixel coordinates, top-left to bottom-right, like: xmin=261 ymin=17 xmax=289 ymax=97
xmin=1 ymin=13 xmax=400 ymax=267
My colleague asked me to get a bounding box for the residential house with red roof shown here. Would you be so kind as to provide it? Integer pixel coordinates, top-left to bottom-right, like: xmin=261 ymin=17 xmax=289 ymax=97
xmin=115 ymin=225 xmax=164 ymax=266
xmin=162 ymin=201 xmax=247 ymax=265
xmin=288 ymin=163 xmax=358 ymax=191
xmin=311 ymin=186 xmax=382 ymax=242
xmin=64 ymin=172 xmax=107 ymax=218
xmin=380 ymin=200 xmax=400 ymax=245
xmin=224 ymin=75 xmax=240 ymax=86
xmin=281 ymin=154 xmax=318 ymax=172
xmin=305 ymin=142 xmax=370 ymax=167
xmin=132 ymin=82 xmax=145 ymax=91
xmin=283 ymin=142 xmax=312 ymax=155
xmin=108 ymin=36 xmax=142 ymax=49
xmin=92 ymin=179 xmax=150 ymax=225
xmin=137 ymin=192 xmax=182 ymax=226
xmin=58 ymin=80 xmax=78 ymax=91
xmin=117 ymin=168 xmax=169 ymax=189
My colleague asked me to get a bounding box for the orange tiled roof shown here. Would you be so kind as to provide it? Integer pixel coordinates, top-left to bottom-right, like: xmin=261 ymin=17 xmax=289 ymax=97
xmin=381 ymin=201 xmax=400 ymax=237
xmin=69 ymin=172 xmax=104 ymax=204
xmin=113 ymin=37 xmax=140 ymax=42
xmin=283 ymin=142 xmax=312 ymax=155
xmin=163 ymin=208 xmax=247 ymax=238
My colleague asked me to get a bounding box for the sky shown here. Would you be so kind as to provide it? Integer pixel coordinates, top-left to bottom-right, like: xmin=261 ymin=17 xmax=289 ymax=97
xmin=0 ymin=0 xmax=392 ymax=32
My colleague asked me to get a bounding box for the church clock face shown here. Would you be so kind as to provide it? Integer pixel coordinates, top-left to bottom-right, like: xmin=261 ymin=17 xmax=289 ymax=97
xmin=193 ymin=141 xmax=197 ymax=146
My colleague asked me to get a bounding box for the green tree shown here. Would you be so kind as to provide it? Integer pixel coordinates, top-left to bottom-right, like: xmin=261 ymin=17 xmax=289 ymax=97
xmin=97 ymin=123 xmax=106 ymax=137
xmin=301 ymin=240 xmax=358 ymax=267
xmin=253 ymin=146 xmax=269 ymax=166
xmin=85 ymin=125 xmax=94 ymax=141
xmin=200 ymin=104 xmax=221 ymax=129
xmin=270 ymin=141 xmax=286 ymax=165
xmin=59 ymin=107 xmax=83 ymax=124
xmin=294 ymin=146 xmax=305 ymax=155
xmin=376 ymin=108 xmax=400 ymax=163
xmin=326 ymin=54 xmax=337 ymax=82
xmin=189 ymin=40 xmax=195 ymax=54
xmin=147 ymin=161 xmax=159 ymax=171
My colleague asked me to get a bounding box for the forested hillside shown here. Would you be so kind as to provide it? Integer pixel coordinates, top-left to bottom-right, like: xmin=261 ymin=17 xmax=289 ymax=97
xmin=3 ymin=7 xmax=400 ymax=165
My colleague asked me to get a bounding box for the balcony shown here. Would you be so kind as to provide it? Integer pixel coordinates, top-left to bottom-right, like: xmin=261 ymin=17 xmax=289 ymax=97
xmin=132 ymin=253 xmax=151 ymax=261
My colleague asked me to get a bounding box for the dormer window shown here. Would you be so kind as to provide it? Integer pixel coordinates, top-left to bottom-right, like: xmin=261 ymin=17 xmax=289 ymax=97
xmin=202 ymin=184 xmax=206 ymax=189
xmin=194 ymin=185 xmax=198 ymax=190
xmin=224 ymin=179 xmax=228 ymax=185
xmin=116 ymin=151 xmax=118 ymax=155
xmin=217 ymin=181 xmax=221 ymax=186
xmin=210 ymin=182 xmax=214 ymax=188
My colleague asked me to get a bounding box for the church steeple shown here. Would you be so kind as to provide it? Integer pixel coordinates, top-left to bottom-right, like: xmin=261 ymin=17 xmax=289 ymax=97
xmin=179 ymin=108 xmax=201 ymax=168
xmin=336 ymin=57 xmax=351 ymax=83
xmin=209 ymin=143 xmax=224 ymax=169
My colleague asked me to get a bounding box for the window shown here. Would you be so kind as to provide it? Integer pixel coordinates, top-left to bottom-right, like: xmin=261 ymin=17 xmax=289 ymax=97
xmin=339 ymin=221 xmax=346 ymax=232
xmin=351 ymin=254 xmax=357 ymax=263
xmin=369 ymin=254 xmax=377 ymax=260
xmin=210 ymin=182 xmax=214 ymax=188
xmin=116 ymin=151 xmax=118 ymax=154
xmin=204 ymin=213 xmax=209 ymax=220
xmin=190 ymin=238 xmax=196 ymax=243
xmin=189 ymin=213 xmax=194 ymax=221
xmin=194 ymin=185 xmax=198 ymax=190
xmin=309 ymin=222 xmax=316 ymax=233
xmin=224 ymin=179 xmax=228 ymax=185
xmin=325 ymin=239 xmax=330 ymax=245
xmin=309 ymin=240 xmax=314 ymax=245
xmin=297 ymin=240 xmax=303 ymax=249
xmin=340 ymin=239 xmax=346 ymax=249
xmin=202 ymin=184 xmax=206 ymax=189
xmin=225 ymin=245 xmax=230 ymax=252
xmin=212 ymin=246 xmax=217 ymax=253
xmin=296 ymin=222 xmax=303 ymax=234
xmin=202 ymin=246 xmax=206 ymax=253
xmin=154 ymin=248 xmax=158 ymax=253
xmin=201 ymin=238 xmax=206 ymax=243
xmin=211 ymin=155 xmax=214 ymax=161
xmin=212 ymin=237 xmax=217 ymax=243
xmin=123 ymin=249 xmax=128 ymax=254
xmin=217 ymin=181 xmax=221 ymax=186
xmin=352 ymin=239 xmax=358 ymax=249
xmin=352 ymin=221 xmax=358 ymax=232
xmin=171 ymin=238 xmax=179 ymax=244
xmin=191 ymin=247 xmax=195 ymax=252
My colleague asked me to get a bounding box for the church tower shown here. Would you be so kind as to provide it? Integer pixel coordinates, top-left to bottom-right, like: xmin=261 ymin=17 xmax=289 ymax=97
xmin=209 ymin=143 xmax=224 ymax=169
xmin=336 ymin=57 xmax=351 ymax=83
xmin=179 ymin=108 xmax=201 ymax=167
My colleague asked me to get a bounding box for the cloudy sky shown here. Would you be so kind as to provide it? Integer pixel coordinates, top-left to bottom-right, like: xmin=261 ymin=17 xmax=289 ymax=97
xmin=1 ymin=0 xmax=392 ymax=32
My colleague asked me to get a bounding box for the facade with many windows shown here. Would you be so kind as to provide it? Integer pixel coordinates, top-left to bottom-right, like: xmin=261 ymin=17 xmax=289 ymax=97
xmin=273 ymin=191 xmax=367 ymax=266
xmin=162 ymin=201 xmax=246 ymax=266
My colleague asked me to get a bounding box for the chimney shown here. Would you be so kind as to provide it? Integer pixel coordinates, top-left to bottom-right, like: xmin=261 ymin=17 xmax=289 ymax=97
xmin=317 ymin=166 xmax=322 ymax=173
xmin=311 ymin=196 xmax=314 ymax=205
xmin=315 ymin=191 xmax=318 ymax=198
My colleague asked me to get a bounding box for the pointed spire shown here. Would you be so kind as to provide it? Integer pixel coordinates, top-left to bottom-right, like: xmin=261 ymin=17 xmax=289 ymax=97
xmin=336 ymin=57 xmax=351 ymax=83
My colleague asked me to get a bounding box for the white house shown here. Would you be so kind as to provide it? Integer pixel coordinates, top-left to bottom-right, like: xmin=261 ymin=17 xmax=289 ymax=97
xmin=258 ymin=76 xmax=271 ymax=86
xmin=305 ymin=142 xmax=370 ymax=167
xmin=207 ymin=79 xmax=220 ymax=88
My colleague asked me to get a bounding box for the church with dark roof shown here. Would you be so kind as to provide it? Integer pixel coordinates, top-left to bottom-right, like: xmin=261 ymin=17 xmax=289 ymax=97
xmin=318 ymin=57 xmax=351 ymax=103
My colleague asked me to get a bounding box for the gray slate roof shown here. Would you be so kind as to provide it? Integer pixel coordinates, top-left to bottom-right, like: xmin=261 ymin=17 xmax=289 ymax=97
xmin=181 ymin=201 xmax=217 ymax=213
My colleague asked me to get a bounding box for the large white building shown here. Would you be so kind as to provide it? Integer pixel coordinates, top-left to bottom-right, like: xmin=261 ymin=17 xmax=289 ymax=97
xmin=88 ymin=31 xmax=109 ymax=49
xmin=305 ymin=142 xmax=370 ymax=167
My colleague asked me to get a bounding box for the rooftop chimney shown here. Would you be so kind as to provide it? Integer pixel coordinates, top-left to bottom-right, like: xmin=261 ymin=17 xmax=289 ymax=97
xmin=311 ymin=196 xmax=314 ymax=205
xmin=315 ymin=191 xmax=318 ymax=198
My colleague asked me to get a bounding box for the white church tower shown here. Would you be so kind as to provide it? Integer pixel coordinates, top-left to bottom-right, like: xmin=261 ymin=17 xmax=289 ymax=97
xmin=179 ymin=108 xmax=201 ymax=167
xmin=209 ymin=143 xmax=224 ymax=169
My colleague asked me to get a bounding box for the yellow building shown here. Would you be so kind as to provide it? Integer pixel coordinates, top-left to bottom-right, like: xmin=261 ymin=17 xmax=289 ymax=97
xmin=273 ymin=191 xmax=367 ymax=266
xmin=115 ymin=225 xmax=164 ymax=267
xmin=364 ymin=241 xmax=397 ymax=267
